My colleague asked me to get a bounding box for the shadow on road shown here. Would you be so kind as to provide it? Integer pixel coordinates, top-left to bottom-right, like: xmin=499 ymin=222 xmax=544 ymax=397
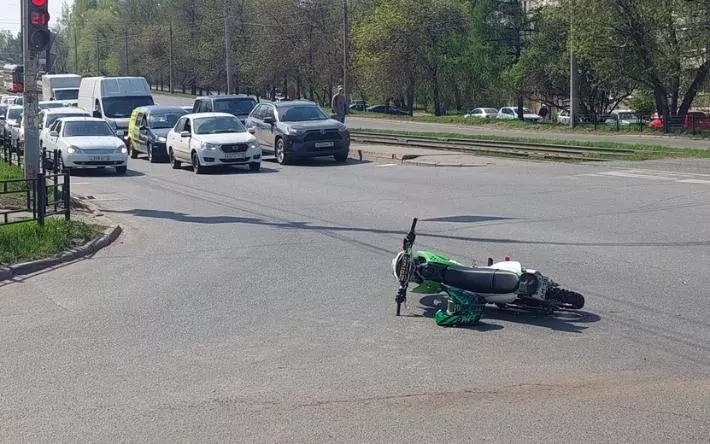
xmin=99 ymin=209 xmax=710 ymax=248
xmin=414 ymin=294 xmax=599 ymax=333
xmin=423 ymin=215 xmax=512 ymax=223
xmin=172 ymin=165 xmax=280 ymax=175
xmin=68 ymin=168 xmax=145 ymax=177
xmin=262 ymin=156 xmax=371 ymax=167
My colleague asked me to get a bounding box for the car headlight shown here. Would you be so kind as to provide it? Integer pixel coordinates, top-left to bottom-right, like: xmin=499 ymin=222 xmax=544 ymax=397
xmin=117 ymin=145 xmax=127 ymax=154
xmin=158 ymin=136 xmax=166 ymax=142
xmin=201 ymin=142 xmax=219 ymax=151
xmin=249 ymin=143 xmax=258 ymax=150
xmin=67 ymin=146 xmax=82 ymax=154
xmin=287 ymin=127 xmax=304 ymax=135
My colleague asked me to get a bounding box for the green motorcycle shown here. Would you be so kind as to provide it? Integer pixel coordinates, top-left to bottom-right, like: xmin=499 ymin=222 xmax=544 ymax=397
xmin=392 ymin=218 xmax=585 ymax=327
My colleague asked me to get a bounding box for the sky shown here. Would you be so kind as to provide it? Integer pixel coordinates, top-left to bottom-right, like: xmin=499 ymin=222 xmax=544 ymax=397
xmin=0 ymin=0 xmax=73 ymax=35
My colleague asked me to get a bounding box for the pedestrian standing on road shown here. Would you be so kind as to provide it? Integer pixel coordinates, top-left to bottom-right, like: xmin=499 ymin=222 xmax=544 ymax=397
xmin=331 ymin=85 xmax=347 ymax=124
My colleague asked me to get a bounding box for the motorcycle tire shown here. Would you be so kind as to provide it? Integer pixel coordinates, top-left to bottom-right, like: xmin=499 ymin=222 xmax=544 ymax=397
xmin=547 ymin=288 xmax=585 ymax=309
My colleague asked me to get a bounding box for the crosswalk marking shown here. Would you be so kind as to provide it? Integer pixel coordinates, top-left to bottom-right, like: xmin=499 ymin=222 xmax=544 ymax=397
xmin=574 ymin=168 xmax=710 ymax=186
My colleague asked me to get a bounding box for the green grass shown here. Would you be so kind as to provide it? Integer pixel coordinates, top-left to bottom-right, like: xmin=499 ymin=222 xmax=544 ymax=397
xmin=0 ymin=218 xmax=101 ymax=265
xmin=348 ymin=111 xmax=710 ymax=139
xmin=353 ymin=128 xmax=710 ymax=161
xmin=0 ymin=162 xmax=29 ymax=210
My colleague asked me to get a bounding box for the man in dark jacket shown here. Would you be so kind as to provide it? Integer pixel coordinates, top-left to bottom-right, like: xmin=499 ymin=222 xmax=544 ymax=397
xmin=331 ymin=85 xmax=347 ymax=123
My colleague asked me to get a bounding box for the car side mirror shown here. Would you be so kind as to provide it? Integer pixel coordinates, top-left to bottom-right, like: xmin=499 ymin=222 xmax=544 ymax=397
xmin=247 ymin=127 xmax=256 ymax=134
xmin=180 ymin=131 xmax=190 ymax=138
xmin=263 ymin=117 xmax=274 ymax=125
xmin=49 ymin=130 xmax=58 ymax=137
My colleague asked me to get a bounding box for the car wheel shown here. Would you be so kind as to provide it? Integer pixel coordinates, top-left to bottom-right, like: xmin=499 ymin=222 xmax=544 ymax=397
xmin=334 ymin=152 xmax=348 ymax=163
xmin=115 ymin=165 xmax=127 ymax=175
xmin=249 ymin=162 xmax=261 ymax=172
xmin=147 ymin=142 xmax=156 ymax=163
xmin=169 ymin=148 xmax=181 ymax=170
xmin=275 ymin=138 xmax=290 ymax=165
xmin=192 ymin=151 xmax=205 ymax=174
xmin=58 ymin=155 xmax=68 ymax=174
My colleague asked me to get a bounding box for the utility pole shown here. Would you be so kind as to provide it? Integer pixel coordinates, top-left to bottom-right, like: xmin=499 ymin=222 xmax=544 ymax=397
xmin=224 ymin=0 xmax=232 ymax=94
xmin=124 ymin=27 xmax=129 ymax=75
xmin=343 ymin=0 xmax=349 ymax=106
xmin=96 ymin=33 xmax=100 ymax=74
xmin=570 ymin=51 xmax=577 ymax=128
xmin=169 ymin=21 xmax=174 ymax=94
xmin=22 ymin=0 xmax=51 ymax=180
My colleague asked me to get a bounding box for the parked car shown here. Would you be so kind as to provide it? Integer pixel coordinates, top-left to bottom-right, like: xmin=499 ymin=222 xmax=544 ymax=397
xmin=43 ymin=117 xmax=129 ymax=174
xmin=245 ymin=100 xmax=350 ymax=165
xmin=191 ymin=95 xmax=258 ymax=125
xmin=38 ymin=107 xmax=92 ymax=150
xmin=127 ymin=105 xmax=188 ymax=162
xmin=3 ymin=105 xmax=23 ymax=150
xmin=366 ymin=104 xmax=409 ymax=115
xmin=166 ymin=112 xmax=262 ymax=174
xmin=349 ymin=100 xmax=368 ymax=111
xmin=38 ymin=101 xmax=66 ymax=111
xmin=496 ymin=106 xmax=542 ymax=122
xmin=604 ymin=109 xmax=641 ymax=126
xmin=648 ymin=111 xmax=710 ymax=130
xmin=464 ymin=107 xmax=498 ymax=118
xmin=0 ymin=103 xmax=6 ymax=147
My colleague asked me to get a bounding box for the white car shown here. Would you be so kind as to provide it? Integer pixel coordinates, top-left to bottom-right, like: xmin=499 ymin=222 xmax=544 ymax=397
xmin=3 ymin=105 xmax=22 ymax=150
xmin=464 ymin=107 xmax=499 ymax=118
xmin=44 ymin=117 xmax=129 ymax=174
xmin=496 ymin=106 xmax=542 ymax=122
xmin=166 ymin=112 xmax=262 ymax=174
xmin=39 ymin=107 xmax=91 ymax=150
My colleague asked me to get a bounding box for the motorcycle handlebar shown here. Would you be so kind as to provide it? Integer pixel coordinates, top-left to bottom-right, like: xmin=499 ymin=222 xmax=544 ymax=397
xmin=410 ymin=218 xmax=418 ymax=232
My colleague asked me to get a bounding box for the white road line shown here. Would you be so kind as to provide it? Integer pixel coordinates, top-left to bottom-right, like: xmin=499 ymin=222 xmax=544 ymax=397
xmin=376 ymin=164 xmax=398 ymax=167
xmin=597 ymin=171 xmax=677 ymax=180
xmin=676 ymin=179 xmax=710 ymax=184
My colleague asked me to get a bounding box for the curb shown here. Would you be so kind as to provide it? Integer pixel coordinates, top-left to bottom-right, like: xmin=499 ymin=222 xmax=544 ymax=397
xmin=348 ymin=149 xmax=488 ymax=167
xmin=0 ymin=196 xmax=122 ymax=281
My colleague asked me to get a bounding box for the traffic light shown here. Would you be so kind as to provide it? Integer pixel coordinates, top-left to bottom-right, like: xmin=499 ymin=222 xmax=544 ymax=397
xmin=27 ymin=0 xmax=51 ymax=51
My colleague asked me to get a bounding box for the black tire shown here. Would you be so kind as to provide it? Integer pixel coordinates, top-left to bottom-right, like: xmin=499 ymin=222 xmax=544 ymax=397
xmin=249 ymin=162 xmax=261 ymax=172
xmin=334 ymin=151 xmax=348 ymax=163
xmin=192 ymin=151 xmax=205 ymax=174
xmin=547 ymin=287 xmax=585 ymax=310
xmin=147 ymin=142 xmax=156 ymax=163
xmin=169 ymin=148 xmax=181 ymax=169
xmin=115 ymin=165 xmax=127 ymax=175
xmin=275 ymin=138 xmax=290 ymax=165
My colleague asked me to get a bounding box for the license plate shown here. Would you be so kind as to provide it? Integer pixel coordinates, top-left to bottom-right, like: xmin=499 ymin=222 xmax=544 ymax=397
xmin=90 ymin=156 xmax=109 ymax=161
xmin=224 ymin=152 xmax=246 ymax=159
xmin=315 ymin=142 xmax=334 ymax=148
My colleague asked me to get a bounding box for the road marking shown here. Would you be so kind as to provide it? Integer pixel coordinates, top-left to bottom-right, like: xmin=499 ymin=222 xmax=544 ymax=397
xmin=376 ymin=164 xmax=397 ymax=167
xmin=579 ymin=169 xmax=710 ymax=186
xmin=677 ymin=179 xmax=710 ymax=184
xmin=597 ymin=171 xmax=677 ymax=181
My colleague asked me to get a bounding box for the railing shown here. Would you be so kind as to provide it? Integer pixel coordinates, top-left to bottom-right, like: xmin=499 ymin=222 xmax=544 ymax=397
xmin=0 ymin=147 xmax=71 ymax=226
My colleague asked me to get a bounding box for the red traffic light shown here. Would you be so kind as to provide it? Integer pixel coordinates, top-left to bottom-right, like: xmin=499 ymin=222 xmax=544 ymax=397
xmin=31 ymin=0 xmax=48 ymax=6
xmin=31 ymin=11 xmax=50 ymax=26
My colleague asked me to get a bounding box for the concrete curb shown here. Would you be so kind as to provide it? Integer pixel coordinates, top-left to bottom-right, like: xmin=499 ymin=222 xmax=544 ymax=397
xmin=348 ymin=149 xmax=488 ymax=167
xmin=0 ymin=196 xmax=122 ymax=280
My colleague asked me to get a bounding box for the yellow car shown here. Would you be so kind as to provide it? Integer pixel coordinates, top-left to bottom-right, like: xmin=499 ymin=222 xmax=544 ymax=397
xmin=127 ymin=105 xmax=188 ymax=163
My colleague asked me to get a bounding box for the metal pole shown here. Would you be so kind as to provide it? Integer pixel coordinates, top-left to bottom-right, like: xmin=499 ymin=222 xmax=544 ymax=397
xmin=343 ymin=0 xmax=349 ymax=107
xmin=224 ymin=0 xmax=232 ymax=94
xmin=22 ymin=1 xmax=40 ymax=181
xmin=570 ymin=51 xmax=577 ymax=128
xmin=74 ymin=29 xmax=78 ymax=72
xmin=96 ymin=34 xmax=100 ymax=74
xmin=169 ymin=21 xmax=174 ymax=94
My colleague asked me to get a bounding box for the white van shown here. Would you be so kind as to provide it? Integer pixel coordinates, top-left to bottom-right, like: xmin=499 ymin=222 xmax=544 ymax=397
xmin=78 ymin=76 xmax=155 ymax=140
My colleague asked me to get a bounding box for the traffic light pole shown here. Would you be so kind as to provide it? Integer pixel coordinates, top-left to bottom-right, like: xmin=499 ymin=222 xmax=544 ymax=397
xmin=22 ymin=4 xmax=41 ymax=180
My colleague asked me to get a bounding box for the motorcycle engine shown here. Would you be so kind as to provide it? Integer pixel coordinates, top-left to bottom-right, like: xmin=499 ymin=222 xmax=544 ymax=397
xmin=517 ymin=272 xmax=540 ymax=296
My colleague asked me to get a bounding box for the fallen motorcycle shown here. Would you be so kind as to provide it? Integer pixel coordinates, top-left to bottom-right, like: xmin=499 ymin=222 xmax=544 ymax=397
xmin=392 ymin=218 xmax=585 ymax=327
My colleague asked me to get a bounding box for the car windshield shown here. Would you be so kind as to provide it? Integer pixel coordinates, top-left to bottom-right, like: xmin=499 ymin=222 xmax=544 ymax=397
xmin=619 ymin=113 xmax=637 ymax=120
xmin=46 ymin=113 xmax=88 ymax=127
xmin=7 ymin=108 xmax=22 ymax=119
xmin=39 ymin=102 xmax=64 ymax=110
xmin=54 ymin=89 xmax=79 ymax=100
xmin=193 ymin=116 xmax=246 ymax=134
xmin=149 ymin=112 xmax=185 ymax=129
xmin=102 ymin=95 xmax=155 ymax=118
xmin=212 ymin=98 xmax=257 ymax=116
xmin=280 ymin=105 xmax=328 ymax=122
xmin=62 ymin=121 xmax=114 ymax=137
xmin=485 ymin=108 xmax=498 ymax=113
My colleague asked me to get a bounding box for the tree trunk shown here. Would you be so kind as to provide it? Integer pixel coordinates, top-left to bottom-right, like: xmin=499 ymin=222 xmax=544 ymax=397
xmin=678 ymin=60 xmax=710 ymax=117
xmin=432 ymin=65 xmax=441 ymax=116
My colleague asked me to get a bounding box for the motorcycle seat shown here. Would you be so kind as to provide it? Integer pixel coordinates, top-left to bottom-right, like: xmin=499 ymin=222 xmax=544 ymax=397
xmin=443 ymin=267 xmax=520 ymax=294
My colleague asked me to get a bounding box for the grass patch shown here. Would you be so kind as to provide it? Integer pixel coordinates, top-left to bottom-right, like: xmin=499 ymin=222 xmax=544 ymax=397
xmin=0 ymin=162 xmax=29 ymax=210
xmin=348 ymin=111 xmax=710 ymax=139
xmin=353 ymin=128 xmax=710 ymax=161
xmin=0 ymin=218 xmax=102 ymax=265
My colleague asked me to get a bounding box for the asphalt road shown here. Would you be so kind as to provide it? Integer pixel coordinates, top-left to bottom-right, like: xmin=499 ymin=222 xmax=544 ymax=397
xmin=1 ymin=152 xmax=709 ymax=442
xmin=154 ymin=93 xmax=710 ymax=150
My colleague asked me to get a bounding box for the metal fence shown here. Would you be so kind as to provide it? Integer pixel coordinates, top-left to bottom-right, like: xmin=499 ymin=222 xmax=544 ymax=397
xmin=554 ymin=113 xmax=710 ymax=135
xmin=0 ymin=148 xmax=71 ymax=226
